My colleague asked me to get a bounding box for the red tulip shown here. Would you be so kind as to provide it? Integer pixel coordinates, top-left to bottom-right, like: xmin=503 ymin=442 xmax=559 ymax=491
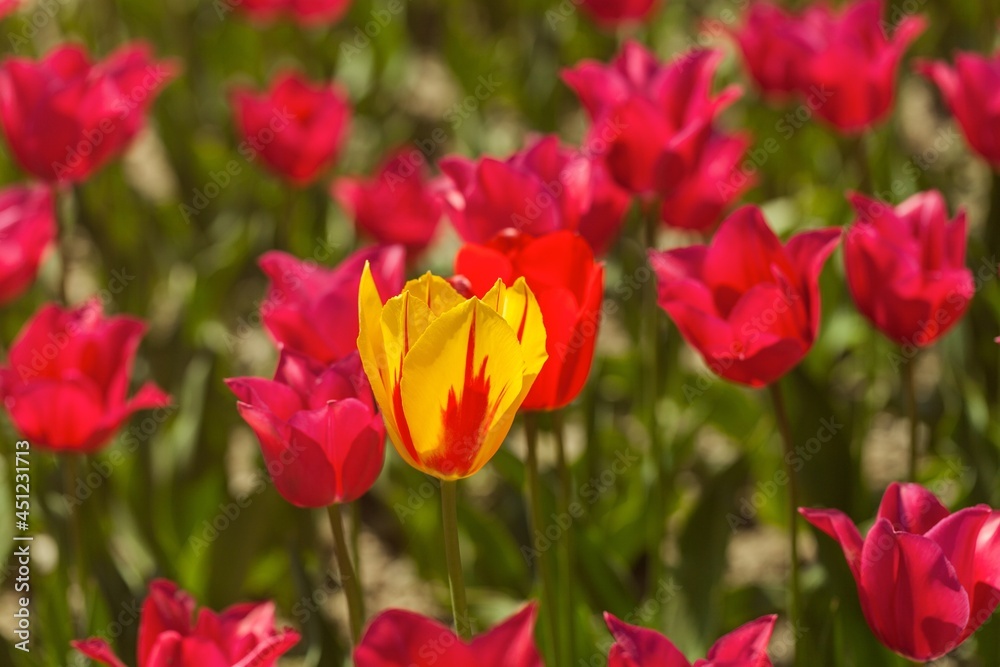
xmin=226 ymin=349 xmax=385 ymax=507
xmin=729 ymin=2 xmax=814 ymax=100
xmin=0 ymin=43 xmax=177 ymax=182
xmin=577 ymin=0 xmax=659 ymax=27
xmin=0 ymin=184 xmax=56 ymax=305
xmin=354 ymin=603 xmax=542 ymax=667
xmin=333 ymin=149 xmax=442 ymax=255
xmin=562 ymin=42 xmax=740 ymax=194
xmin=73 ymin=579 xmax=300 ymax=667
xmin=649 ymin=206 xmax=840 ymax=387
xmin=845 ymin=191 xmax=973 ymax=347
xmin=731 ymin=0 xmax=924 ymax=133
xmin=0 ymin=1 xmax=18 ymax=19
xmin=231 ymin=71 xmax=350 ymax=186
xmin=801 ymin=483 xmax=1000 ymax=661
xmin=258 ymin=244 xmax=404 ymax=364
xmin=236 ymin=0 xmax=351 ymax=25
xmin=455 ymin=230 xmax=604 ymax=411
xmin=605 ymin=613 xmax=777 ymax=666
xmin=438 ymin=135 xmax=592 ymax=243
xmin=659 ymin=131 xmax=753 ymax=233
xmin=0 ymin=300 xmax=170 ymax=453
xmin=917 ymin=51 xmax=1000 ymax=168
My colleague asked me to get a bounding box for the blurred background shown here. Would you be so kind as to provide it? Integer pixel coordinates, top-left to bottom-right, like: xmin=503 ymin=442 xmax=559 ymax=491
xmin=1 ymin=0 xmax=999 ymax=665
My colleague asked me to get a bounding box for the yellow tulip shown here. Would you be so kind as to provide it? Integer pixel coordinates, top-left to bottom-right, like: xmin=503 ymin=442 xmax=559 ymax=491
xmin=357 ymin=262 xmax=547 ymax=480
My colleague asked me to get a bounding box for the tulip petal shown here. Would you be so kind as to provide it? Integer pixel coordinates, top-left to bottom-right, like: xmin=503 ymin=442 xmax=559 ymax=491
xmin=876 ymin=482 xmax=950 ymax=535
xmin=358 ymin=262 xmax=410 ymax=467
xmin=702 ymin=614 xmax=777 ymax=666
xmin=925 ymin=507 xmax=1000 ymax=642
xmin=400 ymin=298 xmax=524 ymax=479
xmin=604 ymin=612 xmax=691 ymax=667
xmin=139 ymin=580 xmax=196 ymax=667
xmin=799 ymin=507 xmax=864 ymax=579
xmin=72 ymin=639 xmax=128 ymax=667
xmin=469 ymin=603 xmax=543 ymax=667
xmin=355 ymin=609 xmax=474 ymax=666
xmin=859 ymin=519 xmax=968 ymax=661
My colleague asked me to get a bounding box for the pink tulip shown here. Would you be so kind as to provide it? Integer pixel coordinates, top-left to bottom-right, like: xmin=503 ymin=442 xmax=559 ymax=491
xmin=0 ymin=183 xmax=56 ymax=304
xmin=226 ymin=349 xmax=385 ymax=507
xmin=578 ymin=0 xmax=659 ymax=27
xmin=354 ymin=603 xmax=542 ymax=667
xmin=0 ymin=300 xmax=170 ymax=453
xmin=0 ymin=43 xmax=177 ymax=182
xmin=844 ymin=191 xmax=973 ymax=347
xmin=917 ymin=51 xmax=1000 ymax=168
xmin=73 ymin=579 xmax=300 ymax=666
xmin=731 ymin=0 xmax=925 ymax=133
xmin=236 ymin=0 xmax=351 ymax=25
xmin=438 ymin=134 xmax=629 ymax=256
xmin=801 ymin=483 xmax=1000 ymax=661
xmin=650 ymin=206 xmax=840 ymax=387
xmin=605 ymin=613 xmax=777 ymax=666
xmin=659 ymin=131 xmax=753 ymax=233
xmin=562 ymin=42 xmax=740 ymax=194
xmin=333 ymin=149 xmax=442 ymax=256
xmin=231 ymin=71 xmax=350 ymax=185
xmin=258 ymin=244 xmax=405 ymax=364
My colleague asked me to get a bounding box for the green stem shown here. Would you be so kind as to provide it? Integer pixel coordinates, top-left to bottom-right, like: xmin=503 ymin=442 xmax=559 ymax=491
xmin=440 ymin=480 xmax=470 ymax=639
xmin=769 ymin=382 xmax=802 ymax=666
xmin=524 ymin=414 xmax=560 ymax=663
xmin=62 ymin=455 xmax=86 ymax=637
xmin=643 ymin=201 xmax=666 ymax=601
xmin=553 ymin=412 xmax=576 ymax=664
xmin=327 ymin=503 xmax=365 ymax=644
xmin=853 ymin=134 xmax=873 ymax=194
xmin=902 ymin=355 xmax=919 ymax=482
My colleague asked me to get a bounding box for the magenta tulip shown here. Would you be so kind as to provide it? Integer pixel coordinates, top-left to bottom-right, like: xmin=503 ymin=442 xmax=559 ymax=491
xmin=0 ymin=183 xmax=56 ymax=304
xmin=844 ymin=191 xmax=973 ymax=347
xmin=0 ymin=300 xmax=170 ymax=453
xmin=605 ymin=612 xmax=777 ymax=666
xmin=231 ymin=71 xmax=350 ymax=185
xmin=226 ymin=349 xmax=385 ymax=508
xmin=0 ymin=43 xmax=177 ymax=182
xmin=801 ymin=483 xmax=1000 ymax=661
xmin=258 ymin=244 xmax=405 ymax=364
xmin=562 ymin=42 xmax=740 ymax=194
xmin=73 ymin=579 xmax=300 ymax=666
xmin=354 ymin=604 xmax=542 ymax=667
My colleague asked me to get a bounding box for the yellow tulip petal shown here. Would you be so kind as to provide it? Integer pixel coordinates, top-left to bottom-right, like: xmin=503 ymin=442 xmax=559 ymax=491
xmin=357 ymin=263 xmax=410 ymax=465
xmin=483 ymin=277 xmax=548 ymax=387
xmin=376 ymin=291 xmax=440 ymax=468
xmin=402 ymin=272 xmax=466 ymax=317
xmin=399 ymin=299 xmax=524 ymax=479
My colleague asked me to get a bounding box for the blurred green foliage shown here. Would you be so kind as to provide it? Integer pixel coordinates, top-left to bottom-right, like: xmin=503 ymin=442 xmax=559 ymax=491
xmin=0 ymin=0 xmax=999 ymax=665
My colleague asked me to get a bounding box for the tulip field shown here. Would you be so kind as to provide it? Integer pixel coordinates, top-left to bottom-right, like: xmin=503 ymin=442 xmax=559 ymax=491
xmin=3 ymin=0 xmax=1000 ymax=665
